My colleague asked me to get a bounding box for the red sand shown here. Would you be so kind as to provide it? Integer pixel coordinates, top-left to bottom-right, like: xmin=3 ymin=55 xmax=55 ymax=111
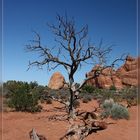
xmin=1 ymin=100 xmax=139 ymax=140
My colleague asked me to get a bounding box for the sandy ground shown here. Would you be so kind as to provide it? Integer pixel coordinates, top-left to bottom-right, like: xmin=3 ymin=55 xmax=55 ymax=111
xmin=1 ymin=100 xmax=139 ymax=140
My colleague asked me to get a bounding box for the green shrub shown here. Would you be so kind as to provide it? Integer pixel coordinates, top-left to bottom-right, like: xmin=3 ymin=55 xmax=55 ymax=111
xmin=82 ymin=95 xmax=92 ymax=103
xmin=7 ymin=92 xmax=41 ymax=112
xmin=120 ymin=87 xmax=138 ymax=106
xmin=109 ymin=85 xmax=117 ymax=91
xmin=101 ymin=98 xmax=114 ymax=118
xmin=29 ymin=81 xmax=38 ymax=89
xmin=111 ymin=103 xmax=129 ymax=120
xmin=31 ymin=85 xmax=45 ymax=100
xmin=101 ymin=110 xmax=111 ymax=118
xmin=101 ymin=98 xmax=114 ymax=110
xmin=3 ymin=80 xmax=49 ymax=112
xmin=46 ymin=89 xmax=70 ymax=100
xmin=86 ymin=95 xmax=92 ymax=101
xmin=82 ymin=85 xmax=95 ymax=93
xmin=3 ymin=80 xmax=46 ymax=98
xmin=101 ymin=99 xmax=129 ymax=120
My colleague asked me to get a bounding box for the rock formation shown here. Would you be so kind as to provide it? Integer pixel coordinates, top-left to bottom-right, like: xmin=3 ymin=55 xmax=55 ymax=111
xmin=86 ymin=56 xmax=139 ymax=89
xmin=48 ymin=56 xmax=139 ymax=89
xmin=116 ymin=56 xmax=138 ymax=86
xmin=48 ymin=72 xmax=66 ymax=90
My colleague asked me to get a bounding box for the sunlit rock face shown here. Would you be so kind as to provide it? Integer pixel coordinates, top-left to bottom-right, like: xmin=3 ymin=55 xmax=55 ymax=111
xmin=116 ymin=56 xmax=138 ymax=87
xmin=86 ymin=56 xmax=139 ymax=89
xmin=48 ymin=72 xmax=66 ymax=90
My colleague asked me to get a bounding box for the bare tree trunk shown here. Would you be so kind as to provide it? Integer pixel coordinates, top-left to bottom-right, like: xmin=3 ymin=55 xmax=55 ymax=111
xmin=69 ymin=89 xmax=73 ymax=112
xmin=68 ymin=76 xmax=76 ymax=119
xmin=29 ymin=129 xmax=47 ymax=140
xmin=29 ymin=129 xmax=40 ymax=140
xmin=69 ymin=88 xmax=75 ymax=119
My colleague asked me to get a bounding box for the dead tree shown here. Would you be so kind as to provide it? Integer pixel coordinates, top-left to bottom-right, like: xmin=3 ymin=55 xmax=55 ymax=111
xmin=60 ymin=120 xmax=109 ymax=140
xmin=26 ymin=14 xmax=126 ymax=119
xmin=29 ymin=128 xmax=47 ymax=140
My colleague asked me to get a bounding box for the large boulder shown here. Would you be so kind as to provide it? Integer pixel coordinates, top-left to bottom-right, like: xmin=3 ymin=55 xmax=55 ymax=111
xmin=48 ymin=72 xmax=65 ymax=89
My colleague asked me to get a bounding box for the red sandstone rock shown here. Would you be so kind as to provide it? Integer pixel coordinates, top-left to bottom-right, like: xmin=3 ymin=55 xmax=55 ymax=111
xmin=48 ymin=72 xmax=66 ymax=89
xmin=112 ymin=76 xmax=123 ymax=89
xmin=122 ymin=78 xmax=137 ymax=86
xmin=97 ymin=75 xmax=113 ymax=89
xmin=102 ymin=67 xmax=115 ymax=76
xmin=86 ymin=56 xmax=139 ymax=89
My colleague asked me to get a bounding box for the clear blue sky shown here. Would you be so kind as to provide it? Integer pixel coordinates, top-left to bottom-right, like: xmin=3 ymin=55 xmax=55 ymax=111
xmin=3 ymin=0 xmax=138 ymax=85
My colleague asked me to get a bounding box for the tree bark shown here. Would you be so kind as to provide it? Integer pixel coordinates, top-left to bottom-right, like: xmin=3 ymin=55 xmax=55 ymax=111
xmin=68 ymin=88 xmax=76 ymax=119
xmin=29 ymin=129 xmax=40 ymax=140
xmin=68 ymin=75 xmax=76 ymax=119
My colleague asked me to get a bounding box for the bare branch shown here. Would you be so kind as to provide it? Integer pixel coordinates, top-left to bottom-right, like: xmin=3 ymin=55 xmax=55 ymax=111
xmin=75 ymin=54 xmax=127 ymax=92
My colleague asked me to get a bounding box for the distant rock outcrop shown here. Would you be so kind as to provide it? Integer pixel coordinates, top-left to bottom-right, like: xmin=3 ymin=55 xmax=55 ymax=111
xmin=116 ymin=56 xmax=138 ymax=86
xmin=86 ymin=56 xmax=139 ymax=89
xmin=48 ymin=72 xmax=66 ymax=90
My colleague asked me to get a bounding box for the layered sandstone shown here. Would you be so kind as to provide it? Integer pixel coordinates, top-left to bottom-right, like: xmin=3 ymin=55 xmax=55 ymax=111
xmin=86 ymin=56 xmax=139 ymax=89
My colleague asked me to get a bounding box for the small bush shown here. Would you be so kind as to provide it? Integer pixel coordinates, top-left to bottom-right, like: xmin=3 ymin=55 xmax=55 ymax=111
xmin=47 ymin=89 xmax=70 ymax=100
xmin=7 ymin=92 xmax=41 ymax=112
xmin=29 ymin=105 xmax=42 ymax=113
xmin=101 ymin=99 xmax=129 ymax=120
xmin=109 ymin=85 xmax=117 ymax=91
xmin=101 ymin=98 xmax=114 ymax=118
xmin=87 ymin=95 xmax=92 ymax=101
xmin=101 ymin=98 xmax=114 ymax=110
xmin=101 ymin=110 xmax=111 ymax=118
xmin=82 ymin=95 xmax=92 ymax=103
xmin=111 ymin=103 xmax=129 ymax=120
xmin=121 ymin=87 xmax=138 ymax=106
xmin=82 ymin=85 xmax=95 ymax=93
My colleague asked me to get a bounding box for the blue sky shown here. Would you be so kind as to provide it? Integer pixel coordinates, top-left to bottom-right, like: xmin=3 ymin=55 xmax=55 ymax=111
xmin=3 ymin=0 xmax=137 ymax=85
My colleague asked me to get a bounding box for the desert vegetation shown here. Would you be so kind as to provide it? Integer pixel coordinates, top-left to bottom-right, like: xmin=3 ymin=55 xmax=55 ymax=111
xmin=3 ymin=80 xmax=138 ymax=112
xmin=2 ymin=79 xmax=138 ymax=139
xmin=101 ymin=98 xmax=129 ymax=120
xmin=3 ymin=81 xmax=44 ymax=112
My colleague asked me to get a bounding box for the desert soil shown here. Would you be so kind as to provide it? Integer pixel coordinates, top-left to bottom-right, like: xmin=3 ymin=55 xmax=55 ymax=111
xmin=1 ymin=100 xmax=139 ymax=140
